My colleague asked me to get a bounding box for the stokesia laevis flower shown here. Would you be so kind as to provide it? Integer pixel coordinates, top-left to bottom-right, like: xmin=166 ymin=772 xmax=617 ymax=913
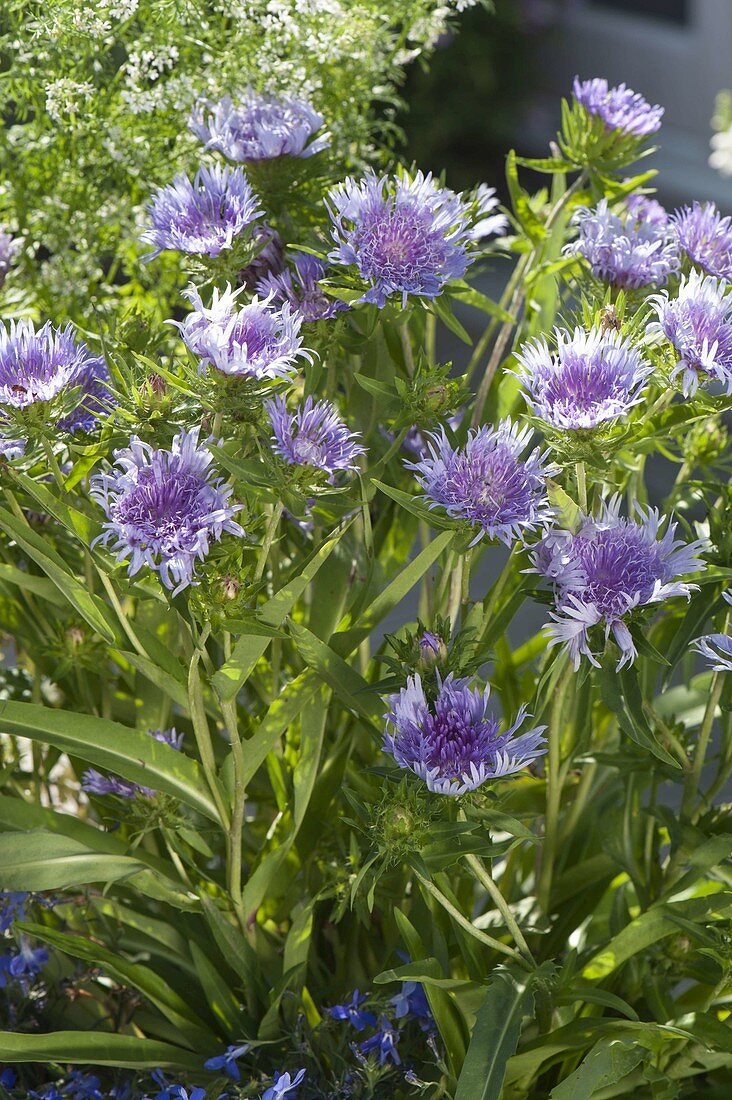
xmin=515 ymin=327 xmax=653 ymax=429
xmin=572 ymin=76 xmax=663 ymax=137
xmin=470 ymin=184 xmax=509 ymax=241
xmin=674 ymin=202 xmax=732 ymax=280
xmin=407 ymin=420 xmax=557 ymax=546
xmin=326 ymin=170 xmax=473 ymax=307
xmin=190 ymin=89 xmax=329 ymax=162
xmin=82 ymin=728 xmax=184 ymax=801
xmin=90 ymin=428 xmax=244 ymax=594
xmin=176 ymin=284 xmax=309 ymax=381
xmin=238 ymin=224 xmax=285 ymax=291
xmin=568 ymin=199 xmax=678 ymax=289
xmin=258 ymin=253 xmax=348 ymax=322
xmin=383 ymin=672 xmax=547 ymax=796
xmin=141 ymin=163 xmax=262 ymax=260
xmin=0 ymin=320 xmax=110 ymax=455
xmin=532 ymin=495 xmax=707 ymax=670
xmin=693 ymin=633 xmax=732 ymax=672
xmin=265 ymin=394 xmax=365 ymax=481
xmin=648 ymin=271 xmax=732 ymax=396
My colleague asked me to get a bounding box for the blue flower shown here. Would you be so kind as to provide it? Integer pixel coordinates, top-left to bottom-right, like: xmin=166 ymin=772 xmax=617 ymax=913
xmin=407 ymin=420 xmax=557 ymax=547
xmin=389 ymin=981 xmax=432 ymax=1025
xmin=0 ymin=937 xmax=48 ymax=987
xmin=694 ymin=632 xmax=732 ymax=672
xmin=151 ymin=1069 xmax=207 ymax=1100
xmin=674 ymin=201 xmax=732 ymax=280
xmin=91 ymin=428 xmax=244 ymax=594
xmin=190 ymin=89 xmax=329 ymax=161
xmin=83 ymin=732 xmax=181 ymax=800
xmin=328 ymin=989 xmax=377 ymax=1032
xmin=568 ymin=199 xmax=678 ymax=289
xmin=258 ymin=254 xmax=349 ymax=322
xmin=142 ymin=164 xmax=262 ymax=260
xmin=203 ymin=1043 xmax=251 ymax=1082
xmin=0 ymin=891 xmax=28 ymax=932
xmin=515 ymin=327 xmax=653 ymax=430
xmin=532 ymin=496 xmax=708 ymax=670
xmin=383 ymin=673 xmax=547 ymax=796
xmin=261 ymin=1069 xmax=306 ymax=1100
xmin=649 ymin=271 xmax=732 ymax=396
xmin=572 ymin=76 xmax=663 ymax=137
xmin=0 ymin=1068 xmax=17 ymax=1089
xmin=265 ymin=395 xmax=366 ymax=481
xmin=327 ymin=171 xmax=473 ymax=307
xmin=359 ymin=1017 xmax=401 ymax=1066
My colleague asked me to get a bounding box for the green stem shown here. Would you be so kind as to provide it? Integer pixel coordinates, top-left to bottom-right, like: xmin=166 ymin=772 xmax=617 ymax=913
xmin=253 ymin=502 xmax=284 ymax=585
xmin=41 ymin=438 xmax=65 ymax=490
xmin=188 ymin=622 xmax=230 ymax=830
xmin=575 ymin=461 xmax=588 ymax=514
xmin=682 ymin=611 xmax=731 ymax=818
xmin=538 ymin=663 xmax=572 ymax=912
xmin=463 ymin=852 xmax=535 ymax=965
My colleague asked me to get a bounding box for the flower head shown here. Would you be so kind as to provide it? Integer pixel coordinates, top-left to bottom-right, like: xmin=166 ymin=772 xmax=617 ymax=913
xmin=383 ymin=673 xmax=547 ymax=796
xmin=265 ymin=395 xmax=365 ymax=481
xmin=359 ymin=1017 xmax=401 ymax=1067
xmin=261 ymin=1069 xmax=306 ymax=1100
xmin=142 ymin=164 xmax=262 ymax=260
xmin=238 ymin=224 xmax=285 ymax=291
xmin=176 ymin=284 xmax=309 ymax=381
xmin=204 ymin=1043 xmax=250 ymax=1082
xmin=390 ymin=981 xmax=433 ymax=1030
xmin=572 ymin=76 xmax=663 ymax=137
xmin=648 ymin=271 xmax=732 ymax=396
xmin=532 ymin=496 xmax=707 ymax=670
xmin=693 ymin=633 xmax=732 ymax=672
xmin=327 ymin=171 xmax=473 ymax=307
xmin=328 ymin=990 xmax=377 ymax=1032
xmin=152 ymin=1070 xmax=206 ymax=1100
xmin=0 ymin=937 xmax=49 ymax=988
xmin=569 ymin=199 xmax=678 ymax=288
xmin=407 ymin=420 xmax=557 ymax=546
xmin=258 ymin=253 xmax=348 ymax=322
xmin=0 ymin=319 xmax=110 ymax=435
xmin=515 ymin=327 xmax=653 ymax=430
xmin=470 ymin=184 xmax=509 ymax=241
xmin=674 ymin=201 xmax=732 ymax=279
xmin=190 ymin=90 xmax=329 ymax=161
xmin=90 ymin=428 xmax=244 ymax=594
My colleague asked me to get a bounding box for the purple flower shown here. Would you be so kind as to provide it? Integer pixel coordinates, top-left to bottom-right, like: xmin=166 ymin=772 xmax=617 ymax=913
xmin=141 ymin=164 xmax=262 ymax=260
xmin=359 ymin=1017 xmax=401 ymax=1067
xmin=532 ymin=496 xmax=708 ymax=670
xmin=568 ymin=199 xmax=678 ymax=289
xmin=407 ymin=420 xmax=557 ymax=546
xmin=470 ymin=184 xmax=509 ymax=241
xmin=190 ymin=90 xmax=329 ymax=161
xmin=0 ymin=319 xmax=110 ymax=436
xmin=326 ymin=171 xmax=473 ymax=307
xmin=238 ymin=224 xmax=285 ymax=291
xmin=626 ymin=194 xmax=669 ymax=228
xmin=418 ymin=631 xmax=442 ymax=659
xmin=176 ymin=284 xmax=309 ymax=381
xmin=261 ymin=1069 xmax=306 ymax=1100
xmin=90 ymin=428 xmax=244 ymax=594
xmin=693 ymin=633 xmax=732 ymax=672
xmin=0 ymin=227 xmax=19 ymax=286
xmin=82 ymin=728 xmax=182 ymax=800
xmin=390 ymin=981 xmax=433 ymax=1028
xmin=58 ymin=1071 xmax=104 ymax=1100
xmin=572 ymin=76 xmax=663 ymax=137
xmin=0 ymin=937 xmax=49 ymax=988
xmin=258 ymin=254 xmax=348 ymax=322
xmin=648 ymin=271 xmax=732 ymax=396
xmin=328 ymin=990 xmax=377 ymax=1032
xmin=265 ymin=395 xmax=365 ymax=481
xmin=204 ymin=1043 xmax=250 ymax=1082
xmin=674 ymin=201 xmax=732 ymax=279
xmin=152 ymin=1070 xmax=206 ymax=1100
xmin=0 ymin=892 xmax=28 ymax=932
xmin=515 ymin=327 xmax=653 ymax=430
xmin=383 ymin=673 xmax=547 ymax=796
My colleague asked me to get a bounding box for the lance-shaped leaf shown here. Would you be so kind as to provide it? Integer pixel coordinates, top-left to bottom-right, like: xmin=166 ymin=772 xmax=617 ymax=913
xmin=455 ymin=967 xmax=536 ymax=1100
xmin=0 ymin=1030 xmax=201 ymax=1069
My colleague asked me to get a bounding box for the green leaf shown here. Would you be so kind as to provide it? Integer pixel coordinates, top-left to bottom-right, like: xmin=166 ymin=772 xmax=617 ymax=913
xmin=454 ymin=968 xmax=535 ymax=1100
xmin=429 ymin=294 xmax=472 ymax=344
xmin=371 ymin=479 xmax=455 ymax=529
xmin=598 ymin=665 xmax=682 ymax=768
xmin=189 ymin=939 xmax=243 ymax=1033
xmin=0 ymin=832 xmax=146 ymax=892
xmin=549 ymin=1038 xmax=645 ymax=1099
xmin=288 ymin=621 xmax=382 ymax=726
xmin=0 ymin=700 xmax=220 ymax=822
xmin=241 ymin=670 xmax=321 ymax=790
xmin=506 ymin=150 xmax=546 ymax=243
xmin=449 ymin=285 xmax=514 ymax=323
xmin=0 ymin=1030 xmax=200 ymax=1069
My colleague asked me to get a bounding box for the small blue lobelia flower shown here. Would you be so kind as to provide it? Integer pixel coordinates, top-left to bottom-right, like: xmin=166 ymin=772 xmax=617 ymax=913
xmin=203 ymin=1043 xmax=251 ymax=1082
xmin=383 ymin=672 xmax=547 ymax=797
xmin=568 ymin=199 xmax=678 ymax=289
xmin=0 ymin=891 xmax=28 ymax=932
xmin=82 ymin=728 xmax=183 ymax=800
xmin=257 ymin=253 xmax=349 ymax=322
xmin=90 ymin=428 xmax=244 ymax=594
xmin=515 ymin=327 xmax=653 ymax=430
xmin=152 ymin=1069 xmax=207 ymax=1100
xmin=674 ymin=201 xmax=732 ymax=279
xmin=390 ymin=981 xmax=433 ymax=1030
xmin=261 ymin=1069 xmax=306 ymax=1100
xmin=648 ymin=271 xmax=732 ymax=396
xmin=176 ymin=284 xmax=309 ymax=381
xmin=572 ymin=76 xmax=663 ymax=137
xmin=190 ymin=89 xmax=329 ymax=162
xmin=359 ymin=1017 xmax=401 ymax=1067
xmin=141 ymin=164 xmax=262 ymax=260
xmin=265 ymin=394 xmax=366 ymax=481
xmin=326 ymin=170 xmax=473 ymax=307
xmin=406 ymin=420 xmax=557 ymax=547
xmin=328 ymin=989 xmax=377 ymax=1032
xmin=532 ymin=495 xmax=708 ymax=670
xmin=0 ymin=319 xmax=110 ymax=439
xmin=0 ymin=936 xmax=49 ymax=988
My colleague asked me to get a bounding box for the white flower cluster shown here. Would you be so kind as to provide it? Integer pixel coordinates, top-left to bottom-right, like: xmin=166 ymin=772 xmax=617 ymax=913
xmin=45 ymin=77 xmax=95 ymax=122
